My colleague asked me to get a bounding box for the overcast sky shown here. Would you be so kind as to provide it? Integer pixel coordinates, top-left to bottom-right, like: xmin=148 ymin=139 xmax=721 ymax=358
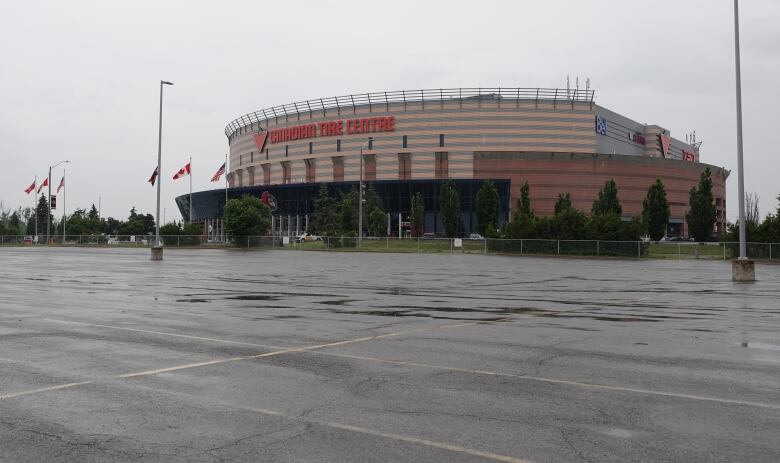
xmin=1 ymin=0 xmax=778 ymax=222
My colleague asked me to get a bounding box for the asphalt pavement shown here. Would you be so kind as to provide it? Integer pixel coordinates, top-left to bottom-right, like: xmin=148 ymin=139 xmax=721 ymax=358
xmin=1 ymin=247 xmax=778 ymax=462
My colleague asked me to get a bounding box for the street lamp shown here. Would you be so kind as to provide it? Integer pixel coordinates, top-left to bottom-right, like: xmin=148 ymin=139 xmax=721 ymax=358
xmin=153 ymin=80 xmax=173 ymax=260
xmin=732 ymin=0 xmax=754 ymax=281
xmin=47 ymin=159 xmax=69 ymax=244
xmin=358 ymin=138 xmax=370 ymax=247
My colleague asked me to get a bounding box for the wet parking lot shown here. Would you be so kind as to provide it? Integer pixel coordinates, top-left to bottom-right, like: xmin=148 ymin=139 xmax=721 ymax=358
xmin=1 ymin=247 xmax=779 ymax=462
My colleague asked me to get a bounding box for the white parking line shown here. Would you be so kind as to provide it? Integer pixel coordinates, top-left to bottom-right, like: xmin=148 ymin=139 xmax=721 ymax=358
xmin=0 ymin=382 xmax=91 ymax=401
xmin=33 ymin=318 xmax=780 ymax=411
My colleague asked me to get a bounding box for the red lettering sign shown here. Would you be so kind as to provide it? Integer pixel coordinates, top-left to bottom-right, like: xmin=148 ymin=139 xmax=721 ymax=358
xmin=682 ymin=149 xmax=696 ymax=162
xmin=269 ymin=116 xmax=395 ymax=144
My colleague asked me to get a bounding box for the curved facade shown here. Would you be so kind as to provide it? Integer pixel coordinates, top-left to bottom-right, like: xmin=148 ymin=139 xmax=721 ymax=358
xmin=180 ymin=87 xmax=728 ymax=237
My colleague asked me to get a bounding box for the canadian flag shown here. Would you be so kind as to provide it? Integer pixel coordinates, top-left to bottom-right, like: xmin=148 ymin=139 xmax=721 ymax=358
xmin=24 ymin=179 xmax=36 ymax=194
xmin=37 ymin=177 xmax=49 ymax=194
xmin=57 ymin=176 xmax=65 ymax=193
xmin=173 ymin=162 xmax=191 ymax=180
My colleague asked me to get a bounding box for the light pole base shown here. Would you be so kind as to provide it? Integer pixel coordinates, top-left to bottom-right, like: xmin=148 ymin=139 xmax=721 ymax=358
xmin=151 ymin=246 xmax=164 ymax=261
xmin=732 ymin=258 xmax=755 ymax=282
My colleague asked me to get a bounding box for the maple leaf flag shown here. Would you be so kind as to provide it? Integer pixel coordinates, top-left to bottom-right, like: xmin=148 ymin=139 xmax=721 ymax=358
xmin=210 ymin=162 xmax=226 ymax=182
xmin=148 ymin=167 xmax=159 ymax=186
xmin=173 ymin=162 xmax=191 ymax=180
xmin=24 ymin=180 xmax=36 ymax=194
xmin=37 ymin=177 xmax=49 ymax=194
xmin=57 ymin=176 xmax=65 ymax=193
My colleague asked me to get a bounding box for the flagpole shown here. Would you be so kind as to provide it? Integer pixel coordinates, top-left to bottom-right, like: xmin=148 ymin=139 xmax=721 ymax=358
xmin=34 ymin=175 xmax=38 ymax=241
xmin=62 ymin=169 xmax=66 ymax=242
xmin=224 ymin=153 xmax=228 ymax=241
xmin=188 ymin=156 xmax=193 ymax=224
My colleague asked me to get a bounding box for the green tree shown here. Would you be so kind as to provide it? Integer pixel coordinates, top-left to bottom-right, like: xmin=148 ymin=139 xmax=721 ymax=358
xmin=224 ymin=194 xmax=271 ymax=244
xmin=339 ymin=188 xmax=359 ymax=236
xmin=364 ymin=184 xmax=386 ymax=237
xmin=31 ymin=194 xmax=53 ymax=237
xmin=8 ymin=211 xmax=22 ymax=235
xmin=554 ymin=193 xmax=572 ymax=216
xmin=592 ymin=179 xmax=622 ymax=216
xmin=410 ymin=192 xmax=424 ymax=237
xmin=506 ymin=181 xmax=535 ymax=238
xmin=475 ymin=180 xmax=500 ymax=236
xmin=120 ymin=207 xmax=145 ymax=235
xmin=438 ymin=179 xmax=460 ymax=238
xmin=368 ymin=208 xmax=387 ymax=237
xmin=685 ymin=167 xmax=717 ymax=241
xmin=552 ymin=206 xmax=588 ymax=240
xmin=642 ymin=179 xmax=671 ymax=241
xmin=516 ymin=181 xmax=533 ymax=219
xmin=310 ymin=184 xmax=341 ymax=236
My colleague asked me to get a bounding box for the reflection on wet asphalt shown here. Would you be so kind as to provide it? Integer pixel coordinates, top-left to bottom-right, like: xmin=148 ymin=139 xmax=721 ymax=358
xmin=0 ymin=247 xmax=779 ymax=463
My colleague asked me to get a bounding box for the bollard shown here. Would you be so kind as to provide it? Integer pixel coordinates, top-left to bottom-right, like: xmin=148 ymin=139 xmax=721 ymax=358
xmin=484 ymin=239 xmax=487 ymax=254
xmin=151 ymin=246 xmax=163 ymax=261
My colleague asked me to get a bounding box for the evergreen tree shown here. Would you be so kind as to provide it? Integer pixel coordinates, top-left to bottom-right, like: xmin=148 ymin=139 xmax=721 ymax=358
xmin=554 ymin=193 xmax=572 ymax=216
xmin=438 ymin=179 xmax=460 ymax=238
xmin=310 ymin=184 xmax=340 ymax=236
xmin=410 ymin=192 xmax=425 ymax=237
xmin=340 ymin=188 xmax=359 ymax=236
xmin=368 ymin=208 xmax=387 ymax=237
xmin=515 ymin=181 xmax=533 ymax=219
xmin=685 ymin=167 xmax=717 ymax=241
xmin=88 ymin=204 xmax=99 ymax=221
xmin=8 ymin=211 xmax=22 ymax=235
xmin=506 ymin=181 xmax=535 ymax=238
xmin=642 ymin=179 xmax=671 ymax=241
xmin=34 ymin=194 xmax=52 ymax=237
xmin=475 ymin=180 xmax=500 ymax=236
xmin=592 ymin=179 xmax=622 ymax=216
xmin=364 ymin=184 xmax=386 ymax=236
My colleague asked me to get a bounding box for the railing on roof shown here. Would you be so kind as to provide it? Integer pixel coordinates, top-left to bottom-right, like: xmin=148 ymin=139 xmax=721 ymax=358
xmin=224 ymin=87 xmax=595 ymax=139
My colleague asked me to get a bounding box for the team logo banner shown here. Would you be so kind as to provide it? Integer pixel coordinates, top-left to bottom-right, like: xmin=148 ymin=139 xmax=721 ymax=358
xmin=595 ymin=116 xmax=608 ymax=135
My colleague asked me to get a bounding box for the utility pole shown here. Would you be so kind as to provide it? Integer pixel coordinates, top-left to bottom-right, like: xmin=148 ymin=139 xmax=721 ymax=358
xmin=732 ymin=0 xmax=755 ymax=281
xmin=153 ymin=80 xmax=173 ymax=260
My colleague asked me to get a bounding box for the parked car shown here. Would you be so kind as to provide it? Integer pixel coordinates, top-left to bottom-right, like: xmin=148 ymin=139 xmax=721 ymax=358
xmin=469 ymin=233 xmax=485 ymax=240
xmin=295 ymin=233 xmax=308 ymax=243
xmin=23 ymin=236 xmax=34 ymax=244
xmin=422 ymin=233 xmax=435 ymax=239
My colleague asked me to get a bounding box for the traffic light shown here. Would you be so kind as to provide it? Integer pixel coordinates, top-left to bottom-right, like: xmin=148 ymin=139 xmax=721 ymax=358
xmin=50 ymin=195 xmax=57 ymax=210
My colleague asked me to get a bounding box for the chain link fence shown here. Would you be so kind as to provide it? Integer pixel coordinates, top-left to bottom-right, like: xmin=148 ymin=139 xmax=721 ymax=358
xmin=1 ymin=235 xmax=777 ymax=261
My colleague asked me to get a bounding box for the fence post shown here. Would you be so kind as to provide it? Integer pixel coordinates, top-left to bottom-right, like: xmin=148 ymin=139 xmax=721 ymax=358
xmin=723 ymin=242 xmax=726 ymax=260
xmin=450 ymin=239 xmax=453 ymax=253
xmin=557 ymin=240 xmax=560 ymax=256
xmin=177 ymin=235 xmax=180 ymax=247
xmin=484 ymin=239 xmax=487 ymax=254
xmin=769 ymin=243 xmax=772 ymax=261
xmin=596 ymin=240 xmax=600 ymax=256
xmin=79 ymin=235 xmax=82 ymax=245
xmin=386 ymin=236 xmax=389 ymax=250
xmin=417 ymin=237 xmax=420 ymax=253
xmin=520 ymin=239 xmax=523 ymax=255
xmin=637 ymin=241 xmax=641 ymax=259
xmin=247 ymin=236 xmax=250 ymax=247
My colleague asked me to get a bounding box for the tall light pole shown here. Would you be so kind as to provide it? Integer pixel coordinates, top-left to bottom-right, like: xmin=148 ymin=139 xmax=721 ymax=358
xmin=47 ymin=160 xmax=69 ymax=244
xmin=154 ymin=80 xmax=173 ymax=259
xmin=732 ymin=0 xmax=754 ymax=281
xmin=357 ymin=139 xmax=370 ymax=246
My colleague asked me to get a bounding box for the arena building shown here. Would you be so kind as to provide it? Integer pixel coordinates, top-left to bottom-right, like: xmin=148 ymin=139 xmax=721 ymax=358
xmin=178 ymin=87 xmax=728 ymax=238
